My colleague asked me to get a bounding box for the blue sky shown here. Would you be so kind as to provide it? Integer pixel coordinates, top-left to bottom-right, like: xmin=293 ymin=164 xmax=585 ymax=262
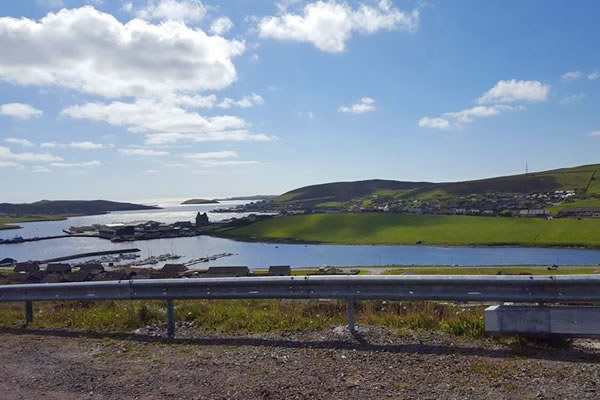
xmin=0 ymin=0 xmax=599 ymax=202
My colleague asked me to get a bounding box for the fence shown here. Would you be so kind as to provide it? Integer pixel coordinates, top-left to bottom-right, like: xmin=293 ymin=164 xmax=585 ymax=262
xmin=2 ymin=275 xmax=599 ymax=336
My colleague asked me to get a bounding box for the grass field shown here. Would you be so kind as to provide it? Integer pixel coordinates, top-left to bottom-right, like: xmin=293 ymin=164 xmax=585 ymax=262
xmin=384 ymin=267 xmax=600 ymax=275
xmin=222 ymin=213 xmax=600 ymax=247
xmin=0 ymin=215 xmax=72 ymax=230
xmin=0 ymin=300 xmax=484 ymax=337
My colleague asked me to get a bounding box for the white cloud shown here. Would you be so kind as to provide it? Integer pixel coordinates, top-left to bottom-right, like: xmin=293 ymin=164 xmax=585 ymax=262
xmin=144 ymin=169 xmax=160 ymax=174
xmin=562 ymin=71 xmax=583 ymax=80
xmin=0 ymin=103 xmax=43 ymax=119
xmin=62 ymin=99 xmax=274 ymax=145
xmin=5 ymin=138 xmax=34 ymax=147
xmin=0 ymin=146 xmax=62 ymax=162
xmin=118 ymin=148 xmax=169 ymax=156
xmin=258 ymin=0 xmax=418 ymax=52
xmin=477 ymin=80 xmax=550 ymax=104
xmin=443 ymin=105 xmax=518 ymax=123
xmin=194 ymin=160 xmax=258 ymax=168
xmin=144 ymin=130 xmax=275 ymax=145
xmin=62 ymin=99 xmax=246 ymax=134
xmin=418 ymin=117 xmax=450 ymax=130
xmin=39 ymin=141 xmax=105 ymax=149
xmin=184 ymin=150 xmax=238 ymax=161
xmin=210 ymin=17 xmax=233 ymax=35
xmin=589 ymin=130 xmax=600 ymax=137
xmin=135 ymin=0 xmax=207 ymax=23
xmin=0 ymin=7 xmax=245 ymax=98
xmin=338 ymin=97 xmax=375 ymax=114
xmin=250 ymin=53 xmax=259 ymax=63
xmin=0 ymin=160 xmax=24 ymax=169
xmin=589 ymin=71 xmax=600 ymax=80
xmin=69 ymin=141 xmax=105 ymax=149
xmin=419 ymin=105 xmax=520 ymax=130
xmin=560 ymin=93 xmax=585 ymax=104
xmin=218 ymin=93 xmax=264 ymax=109
xmin=32 ymin=165 xmax=51 ymax=173
xmin=51 ymin=160 xmax=101 ymax=168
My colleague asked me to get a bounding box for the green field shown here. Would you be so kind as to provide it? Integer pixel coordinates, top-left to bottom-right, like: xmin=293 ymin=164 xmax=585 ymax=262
xmin=384 ymin=267 xmax=600 ymax=275
xmin=547 ymin=198 xmax=600 ymax=215
xmin=222 ymin=213 xmax=600 ymax=247
xmin=0 ymin=215 xmax=71 ymax=230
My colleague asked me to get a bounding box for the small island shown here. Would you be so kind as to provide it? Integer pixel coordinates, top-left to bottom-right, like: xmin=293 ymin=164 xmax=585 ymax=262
xmin=181 ymin=199 xmax=220 ymax=205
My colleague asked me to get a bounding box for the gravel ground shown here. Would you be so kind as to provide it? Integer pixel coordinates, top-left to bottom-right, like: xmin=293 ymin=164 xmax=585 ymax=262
xmin=0 ymin=324 xmax=599 ymax=400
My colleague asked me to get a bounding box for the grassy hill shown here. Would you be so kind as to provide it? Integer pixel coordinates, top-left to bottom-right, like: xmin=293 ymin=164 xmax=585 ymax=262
xmin=274 ymin=164 xmax=600 ymax=206
xmin=0 ymin=200 xmax=159 ymax=217
xmin=221 ymin=213 xmax=600 ymax=248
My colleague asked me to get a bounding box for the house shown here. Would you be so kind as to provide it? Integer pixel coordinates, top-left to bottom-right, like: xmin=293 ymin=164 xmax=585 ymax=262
xmin=14 ymin=262 xmax=40 ymax=273
xmin=46 ymin=263 xmax=72 ymax=273
xmin=98 ymin=224 xmax=135 ymax=240
xmin=268 ymin=265 xmax=291 ymax=276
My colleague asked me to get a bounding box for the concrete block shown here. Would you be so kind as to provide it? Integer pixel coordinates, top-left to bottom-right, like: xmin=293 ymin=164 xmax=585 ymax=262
xmin=485 ymin=305 xmax=600 ymax=338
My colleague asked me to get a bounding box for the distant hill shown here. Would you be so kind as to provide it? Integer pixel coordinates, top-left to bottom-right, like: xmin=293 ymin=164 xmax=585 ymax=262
xmin=0 ymin=200 xmax=160 ymax=216
xmin=275 ymin=164 xmax=600 ymax=206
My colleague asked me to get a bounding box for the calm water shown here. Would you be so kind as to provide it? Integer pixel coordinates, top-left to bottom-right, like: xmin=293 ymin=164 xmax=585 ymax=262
xmin=2 ymin=201 xmax=600 ymax=268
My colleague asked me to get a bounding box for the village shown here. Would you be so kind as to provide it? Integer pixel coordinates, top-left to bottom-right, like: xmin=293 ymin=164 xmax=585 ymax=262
xmin=224 ymin=189 xmax=600 ymax=219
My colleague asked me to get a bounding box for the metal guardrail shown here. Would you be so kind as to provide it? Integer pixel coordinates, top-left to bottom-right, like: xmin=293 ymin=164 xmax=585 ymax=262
xmin=2 ymin=275 xmax=600 ymax=336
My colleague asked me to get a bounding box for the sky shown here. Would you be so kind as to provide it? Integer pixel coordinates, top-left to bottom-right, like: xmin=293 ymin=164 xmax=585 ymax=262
xmin=0 ymin=0 xmax=599 ymax=203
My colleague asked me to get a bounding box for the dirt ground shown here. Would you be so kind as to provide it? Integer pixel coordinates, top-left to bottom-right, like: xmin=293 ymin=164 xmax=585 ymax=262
xmin=0 ymin=324 xmax=599 ymax=400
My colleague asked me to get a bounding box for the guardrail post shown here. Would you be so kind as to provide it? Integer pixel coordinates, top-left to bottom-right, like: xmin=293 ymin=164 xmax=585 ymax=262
xmin=347 ymin=300 xmax=356 ymax=334
xmin=25 ymin=301 xmax=33 ymax=326
xmin=166 ymin=299 xmax=175 ymax=338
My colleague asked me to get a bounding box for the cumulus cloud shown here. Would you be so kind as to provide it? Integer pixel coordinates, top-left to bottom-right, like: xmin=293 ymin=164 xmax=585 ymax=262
xmin=589 ymin=71 xmax=600 ymax=80
xmin=258 ymin=0 xmax=418 ymax=52
xmin=0 ymin=103 xmax=43 ymax=119
xmin=118 ymin=148 xmax=169 ymax=156
xmin=589 ymin=130 xmax=600 ymax=137
xmin=0 ymin=146 xmax=62 ymax=162
xmin=477 ymin=79 xmax=550 ymax=104
xmin=210 ymin=17 xmax=233 ymax=35
xmin=338 ymin=97 xmax=375 ymax=114
xmin=0 ymin=7 xmax=245 ymax=98
xmin=418 ymin=117 xmax=450 ymax=130
xmin=51 ymin=160 xmax=101 ymax=168
xmin=562 ymin=71 xmax=583 ymax=80
xmin=135 ymin=0 xmax=207 ymax=23
xmin=5 ymin=138 xmax=34 ymax=147
xmin=62 ymin=99 xmax=274 ymax=145
xmin=418 ymin=79 xmax=547 ymax=130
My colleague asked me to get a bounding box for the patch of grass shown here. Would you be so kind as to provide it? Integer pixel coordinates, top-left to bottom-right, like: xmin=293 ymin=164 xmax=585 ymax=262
xmin=222 ymin=213 xmax=600 ymax=247
xmin=314 ymin=201 xmax=345 ymax=208
xmin=0 ymin=300 xmax=486 ymax=338
xmin=0 ymin=215 xmax=73 ymax=230
xmin=548 ymin=197 xmax=600 ymax=215
xmin=273 ymin=192 xmax=303 ymax=203
xmin=372 ymin=189 xmax=414 ymax=197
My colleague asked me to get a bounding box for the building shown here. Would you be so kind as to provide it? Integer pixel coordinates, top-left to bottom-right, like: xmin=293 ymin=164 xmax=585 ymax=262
xmin=196 ymin=212 xmax=209 ymax=227
xmin=98 ymin=224 xmax=135 ymax=240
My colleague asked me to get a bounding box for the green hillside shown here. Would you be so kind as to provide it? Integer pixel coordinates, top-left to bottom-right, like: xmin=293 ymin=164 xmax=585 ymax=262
xmin=273 ymin=164 xmax=600 ymax=206
xmin=221 ymin=213 xmax=600 ymax=248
